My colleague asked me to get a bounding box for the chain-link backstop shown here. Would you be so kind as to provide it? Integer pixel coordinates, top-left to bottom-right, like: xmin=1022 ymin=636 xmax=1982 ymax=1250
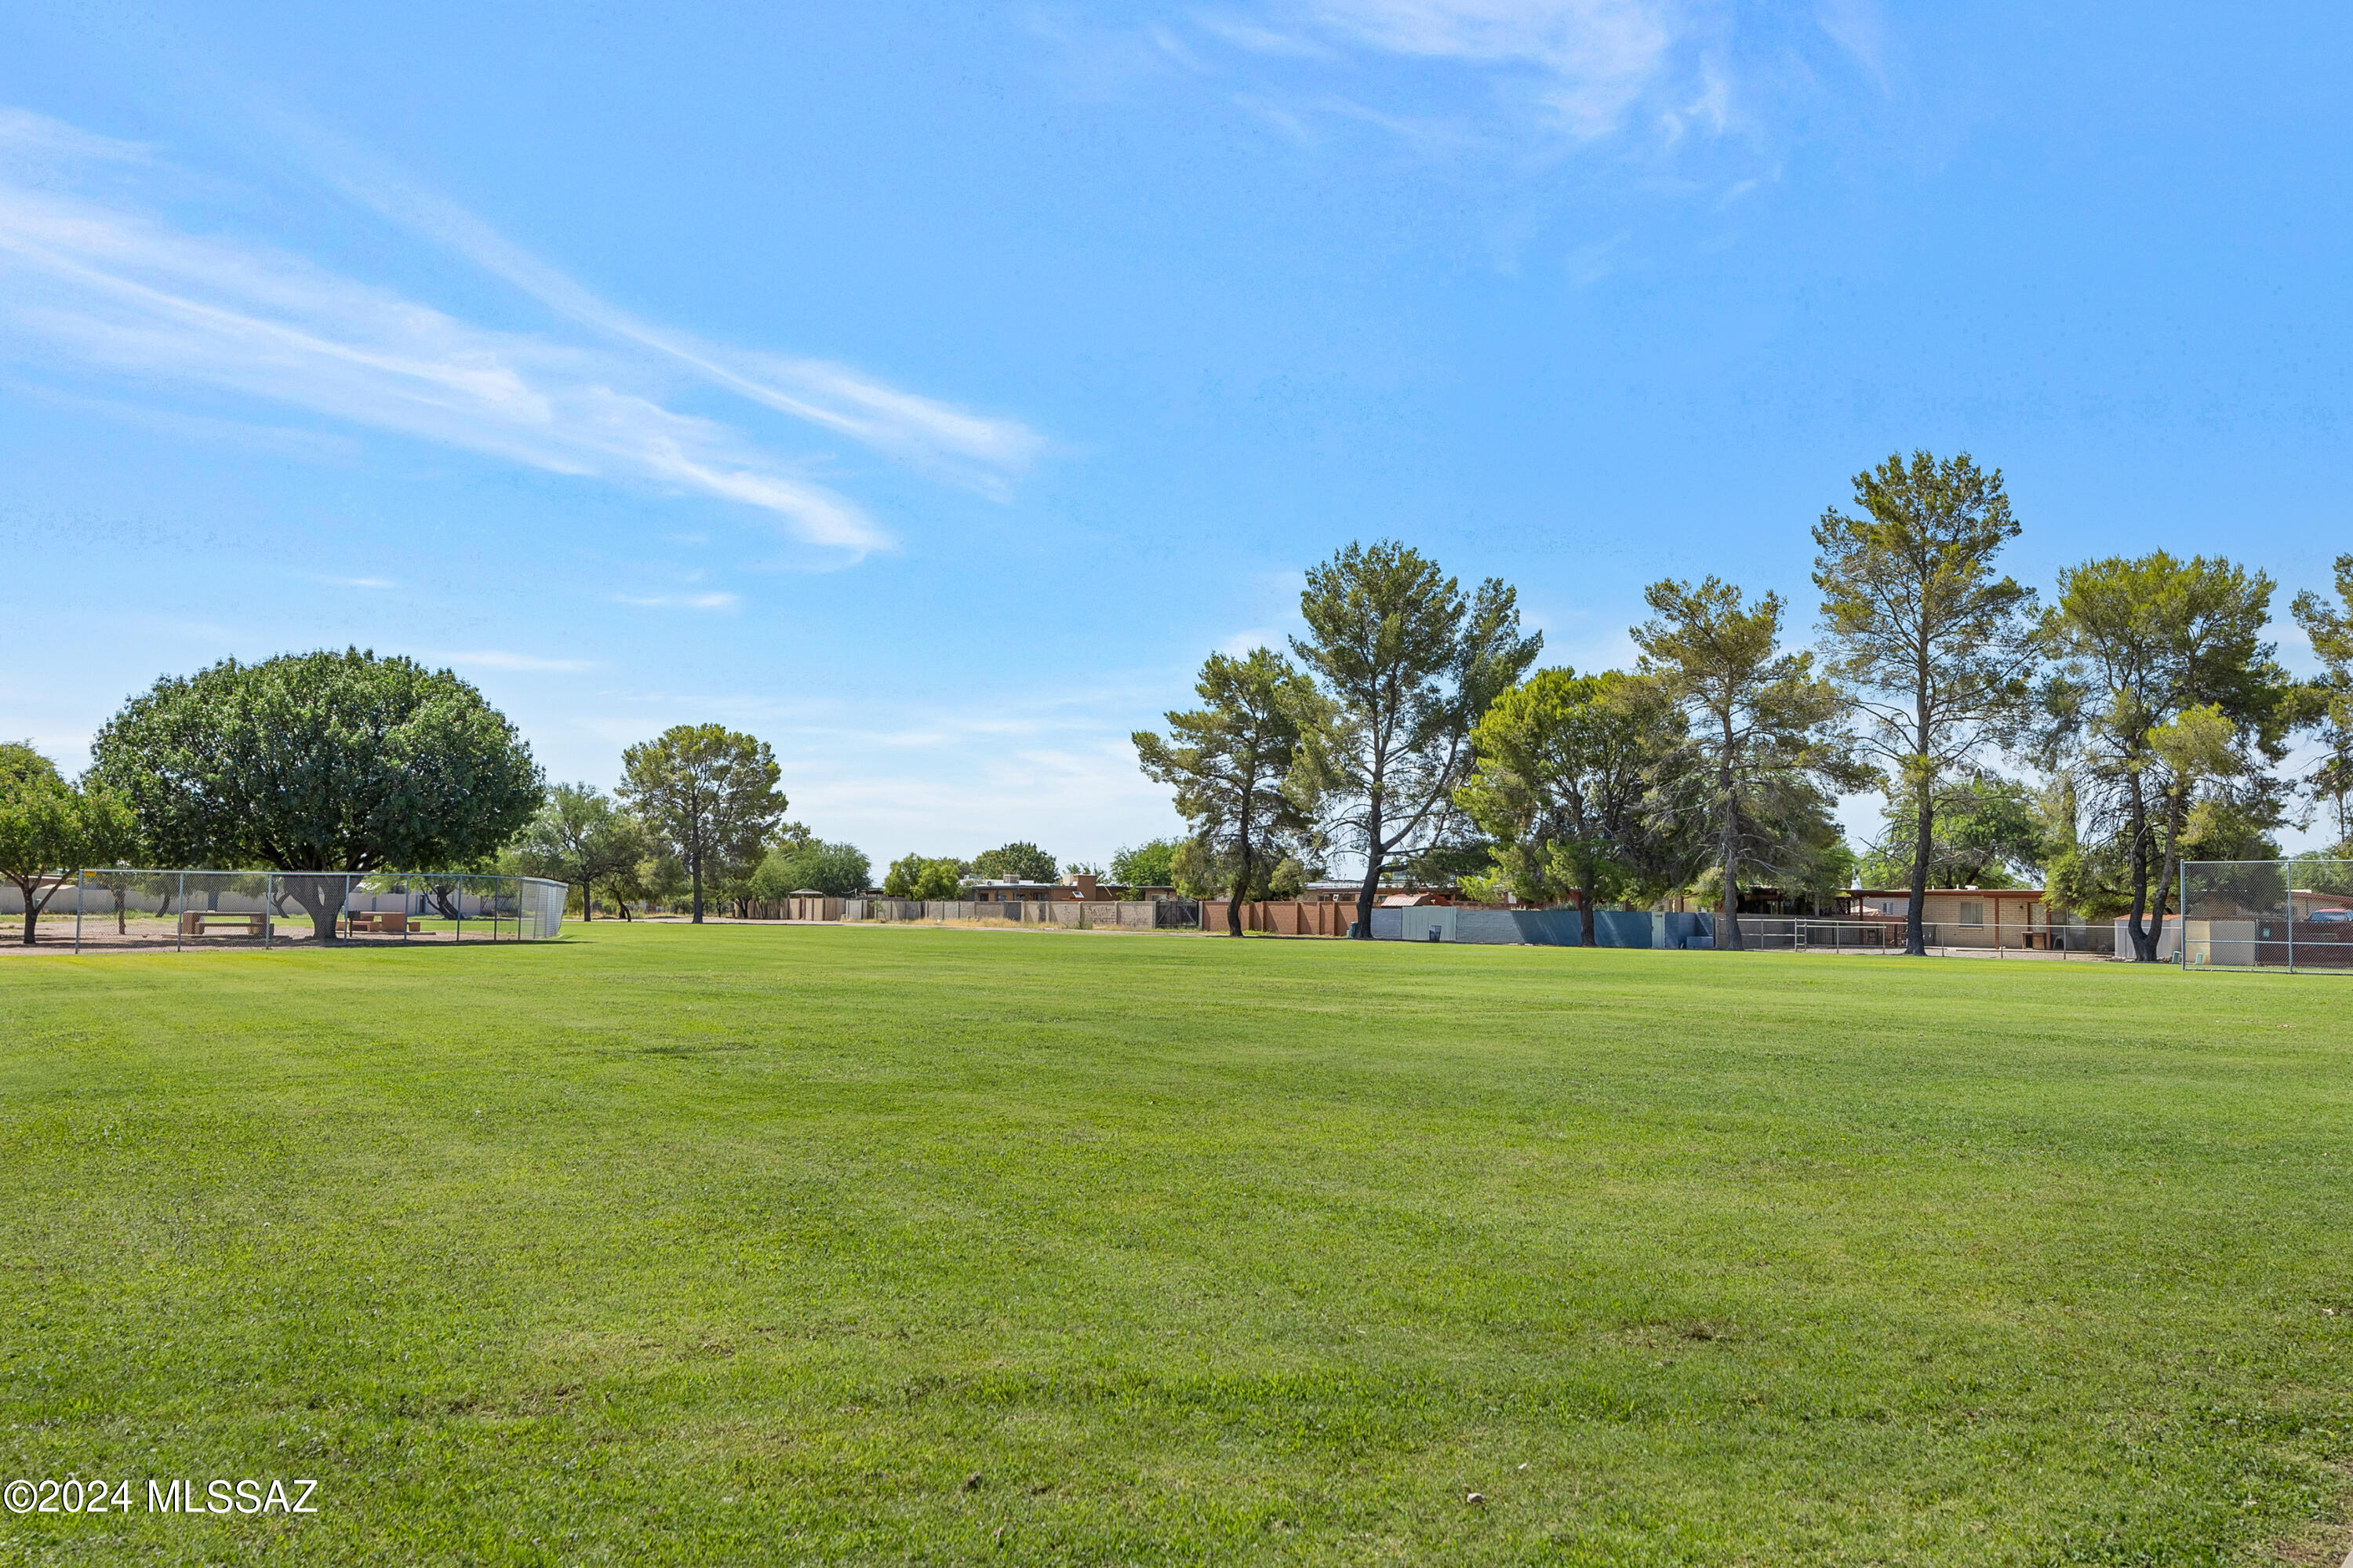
xmin=2178 ymin=860 xmax=2353 ymax=972
xmin=0 ymin=870 xmax=567 ymax=953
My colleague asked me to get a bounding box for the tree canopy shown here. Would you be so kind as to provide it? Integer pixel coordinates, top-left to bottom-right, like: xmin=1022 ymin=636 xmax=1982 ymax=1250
xmin=1456 ymin=668 xmax=1686 ymax=945
xmin=1814 ymin=450 xmax=2038 ymax=954
xmin=2292 ymin=553 xmax=2353 ymax=849
xmin=618 ymin=725 xmax=786 ymax=922
xmin=969 ymin=842 xmax=1060 ymax=883
xmin=1135 ymin=647 xmax=1322 ymax=936
xmin=1290 ymin=540 xmax=1540 ymax=937
xmin=1635 ymin=577 xmax=1864 ymax=948
xmin=882 ymin=853 xmax=967 ymax=900
xmin=1109 ymin=839 xmax=1179 ymax=888
xmin=1857 ymin=775 xmax=2046 ymax=891
xmin=748 ymin=839 xmax=872 ymax=900
xmin=504 ymin=784 xmax=648 ymax=920
xmin=2037 ymin=553 xmax=2294 ymax=960
xmin=88 ymin=649 xmax=542 ymax=940
xmin=0 ymin=744 xmax=137 ymax=945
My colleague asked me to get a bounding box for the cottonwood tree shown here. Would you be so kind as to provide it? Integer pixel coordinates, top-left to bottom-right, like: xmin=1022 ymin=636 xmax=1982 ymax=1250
xmin=1134 ymin=647 xmax=1322 ymax=937
xmin=2038 ymin=553 xmax=2294 ymax=962
xmin=89 ymin=650 xmax=543 ymax=941
xmin=1813 ymin=450 xmax=2040 ymax=955
xmin=0 ymin=745 xmax=136 ymax=945
xmin=507 ymin=784 xmax=647 ymax=920
xmin=618 ymin=725 xmax=786 ymax=922
xmin=2293 ymin=554 xmax=2353 ymax=849
xmin=1634 ymin=578 xmax=1864 ymax=951
xmin=1454 ymin=668 xmax=1685 ymax=946
xmin=1289 ymin=540 xmax=1540 ymax=939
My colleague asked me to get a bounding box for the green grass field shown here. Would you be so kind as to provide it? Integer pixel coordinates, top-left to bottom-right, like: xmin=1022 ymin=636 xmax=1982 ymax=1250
xmin=4 ymin=923 xmax=2351 ymax=1565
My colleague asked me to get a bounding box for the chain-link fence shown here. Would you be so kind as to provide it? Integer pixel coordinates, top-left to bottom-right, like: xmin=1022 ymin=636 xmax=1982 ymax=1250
xmin=1729 ymin=918 xmax=2116 ymax=957
xmin=0 ymin=870 xmax=567 ymax=953
xmin=2178 ymin=860 xmax=2353 ymax=972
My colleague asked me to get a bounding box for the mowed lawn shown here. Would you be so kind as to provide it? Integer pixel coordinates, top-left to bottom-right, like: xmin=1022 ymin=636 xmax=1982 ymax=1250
xmin=4 ymin=925 xmax=2352 ymax=1566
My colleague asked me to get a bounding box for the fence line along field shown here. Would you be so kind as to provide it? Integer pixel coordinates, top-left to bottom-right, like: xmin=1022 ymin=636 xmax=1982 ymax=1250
xmin=4 ymin=923 xmax=2350 ymax=1564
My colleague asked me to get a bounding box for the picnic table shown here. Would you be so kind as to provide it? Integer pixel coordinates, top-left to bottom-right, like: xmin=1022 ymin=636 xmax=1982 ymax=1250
xmin=178 ymin=911 xmax=263 ymax=937
xmin=345 ymin=911 xmax=421 ymax=934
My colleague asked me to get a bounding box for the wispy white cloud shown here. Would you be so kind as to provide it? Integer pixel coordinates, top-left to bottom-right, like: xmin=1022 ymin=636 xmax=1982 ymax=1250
xmin=1219 ymin=626 xmax=1286 ymax=657
xmin=0 ymin=107 xmax=150 ymax=165
xmin=435 ymin=649 xmax=595 ymax=672
xmin=0 ymin=107 xmax=1046 ymax=556
xmin=1297 ymin=0 xmax=1678 ymax=137
xmin=1174 ymin=0 xmax=1880 ymax=162
xmin=1192 ymin=13 xmax=1338 ymax=58
xmin=313 ymin=573 xmax=396 ymax=589
xmin=613 ymin=591 xmax=740 ymax=611
xmin=276 ymin=118 xmax=1045 ymax=492
xmin=0 ymin=160 xmax=887 ymax=553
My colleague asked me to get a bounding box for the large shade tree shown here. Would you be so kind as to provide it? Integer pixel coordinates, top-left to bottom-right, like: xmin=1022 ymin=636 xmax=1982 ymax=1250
xmin=2038 ymin=553 xmax=2294 ymax=962
xmin=1454 ymin=668 xmax=1686 ymax=946
xmin=1289 ymin=540 xmax=1541 ymax=939
xmin=1134 ymin=647 xmax=1322 ymax=937
xmin=747 ymin=839 xmax=871 ymax=900
xmin=1857 ymin=776 xmax=2046 ymax=891
xmin=0 ymin=744 xmax=137 ymax=945
xmin=2293 ymin=553 xmax=2353 ymax=849
xmin=969 ymin=842 xmax=1060 ymax=883
xmin=618 ymin=724 xmax=786 ymax=922
xmin=882 ymin=853 xmax=967 ymax=900
xmin=1813 ymin=450 xmax=2039 ymax=955
xmin=89 ymin=650 xmax=543 ymax=940
xmin=505 ymin=784 xmax=648 ymax=920
xmin=1109 ymin=839 xmax=1180 ymax=890
xmin=1634 ymin=578 xmax=1864 ymax=951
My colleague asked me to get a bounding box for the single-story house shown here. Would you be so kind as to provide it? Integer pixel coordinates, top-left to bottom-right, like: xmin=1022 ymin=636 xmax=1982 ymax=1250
xmin=968 ymin=873 xmax=1116 ymax=904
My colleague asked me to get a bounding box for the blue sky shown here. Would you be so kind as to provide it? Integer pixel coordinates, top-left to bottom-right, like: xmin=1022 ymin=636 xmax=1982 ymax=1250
xmin=3 ymin=2 xmax=2348 ymax=869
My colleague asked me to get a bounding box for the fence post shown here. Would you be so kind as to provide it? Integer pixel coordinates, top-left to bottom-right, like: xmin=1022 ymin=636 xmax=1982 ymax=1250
xmin=75 ymin=870 xmax=83 ymax=954
xmin=2287 ymin=871 xmax=2297 ymax=973
xmin=2177 ymin=864 xmax=2186 ymax=970
xmin=261 ymin=874 xmax=271 ymax=949
xmin=176 ymin=871 xmax=185 ymax=953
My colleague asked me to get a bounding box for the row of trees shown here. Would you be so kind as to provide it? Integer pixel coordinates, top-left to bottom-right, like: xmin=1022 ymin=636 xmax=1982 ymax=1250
xmin=0 ymin=650 xmax=547 ymax=944
xmin=463 ymin=724 xmax=883 ymax=922
xmin=2 ymin=642 xmax=1123 ymax=940
xmin=1133 ymin=453 xmax=2353 ymax=959
xmin=0 ymin=652 xmax=877 ymax=940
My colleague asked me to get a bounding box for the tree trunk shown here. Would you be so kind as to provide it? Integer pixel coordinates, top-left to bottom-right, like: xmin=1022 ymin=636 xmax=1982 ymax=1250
xmin=2122 ymin=774 xmax=2157 ymax=962
xmin=1717 ymin=752 xmax=1742 ymax=951
xmin=115 ymin=886 xmax=128 ymax=934
xmin=13 ymin=876 xmax=38 ymax=944
xmin=1228 ymin=799 xmax=1255 ymax=937
xmin=1907 ymin=786 xmax=1933 ymax=957
xmin=2150 ymin=784 xmax=2190 ymax=962
xmin=1578 ymin=875 xmax=1597 ymax=948
xmin=280 ymin=874 xmax=348 ymax=942
xmin=1351 ymin=798 xmax=1384 ymax=940
xmin=690 ymin=846 xmax=704 ymax=923
xmin=580 ymin=879 xmax=593 ymax=921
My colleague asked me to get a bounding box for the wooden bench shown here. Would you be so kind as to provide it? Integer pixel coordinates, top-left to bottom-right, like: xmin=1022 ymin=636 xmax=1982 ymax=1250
xmin=178 ymin=911 xmax=263 ymax=937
